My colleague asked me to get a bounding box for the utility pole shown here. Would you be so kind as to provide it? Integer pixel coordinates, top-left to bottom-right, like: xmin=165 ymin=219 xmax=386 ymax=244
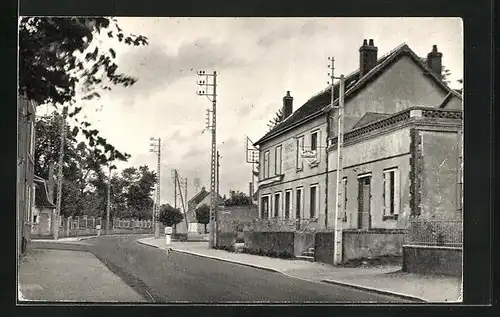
xmin=333 ymin=72 xmax=346 ymax=265
xmin=174 ymin=169 xmax=177 ymax=209
xmin=245 ymin=136 xmax=259 ymax=199
xmin=54 ymin=106 xmax=68 ymax=240
xmin=197 ymin=70 xmax=217 ymax=248
xmin=106 ymin=163 xmax=111 ymax=234
xmin=217 ymin=151 xmax=220 ymax=198
xmin=149 ymin=137 xmax=161 ymax=239
xmin=174 ymin=171 xmax=190 ymax=233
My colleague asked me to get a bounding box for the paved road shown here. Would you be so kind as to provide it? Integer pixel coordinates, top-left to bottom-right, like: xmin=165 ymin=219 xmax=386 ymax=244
xmin=33 ymin=235 xmax=413 ymax=303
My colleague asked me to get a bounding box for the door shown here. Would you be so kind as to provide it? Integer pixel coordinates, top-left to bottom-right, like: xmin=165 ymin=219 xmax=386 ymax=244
xmin=358 ymin=176 xmax=371 ymax=229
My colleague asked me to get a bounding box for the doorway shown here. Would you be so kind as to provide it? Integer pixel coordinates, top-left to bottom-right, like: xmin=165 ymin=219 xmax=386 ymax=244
xmin=358 ymin=175 xmax=371 ymax=230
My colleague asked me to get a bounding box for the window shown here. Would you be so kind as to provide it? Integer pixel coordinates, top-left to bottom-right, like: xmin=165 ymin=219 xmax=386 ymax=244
xmin=296 ymin=136 xmax=304 ymax=170
xmin=296 ymin=187 xmax=303 ymax=219
xmin=274 ymin=192 xmax=281 ymax=218
xmin=383 ymin=168 xmax=400 ymax=219
xmin=284 ymin=190 xmax=292 ymax=219
xmin=342 ymin=177 xmax=348 ymax=221
xmin=261 ymin=195 xmax=270 ymax=219
xmin=311 ymin=131 xmax=318 ymax=151
xmin=275 ymin=145 xmax=283 ymax=175
xmin=310 ymin=185 xmax=319 ymax=218
xmin=263 ymin=151 xmax=270 ymax=179
xmin=33 ymin=214 xmax=38 ymax=223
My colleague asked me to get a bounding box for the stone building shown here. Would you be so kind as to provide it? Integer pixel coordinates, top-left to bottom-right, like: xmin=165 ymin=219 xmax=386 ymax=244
xmin=253 ymin=39 xmax=462 ymax=263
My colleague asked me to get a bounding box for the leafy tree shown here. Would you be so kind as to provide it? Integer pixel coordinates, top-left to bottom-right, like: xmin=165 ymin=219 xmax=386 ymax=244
xmin=19 ymin=17 xmax=148 ymax=106
xmin=122 ymin=166 xmax=157 ymax=220
xmin=223 ymin=190 xmax=253 ymax=206
xmin=441 ymin=66 xmax=452 ymax=85
xmin=158 ymin=204 xmax=184 ymax=233
xmin=267 ymin=108 xmax=284 ymax=131
xmin=195 ymin=204 xmax=210 ymax=233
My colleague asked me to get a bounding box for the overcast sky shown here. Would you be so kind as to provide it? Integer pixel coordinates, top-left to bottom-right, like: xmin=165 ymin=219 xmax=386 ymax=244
xmin=56 ymin=17 xmax=462 ymax=205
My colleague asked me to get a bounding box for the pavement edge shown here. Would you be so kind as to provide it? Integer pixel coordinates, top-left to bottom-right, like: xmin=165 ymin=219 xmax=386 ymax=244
xmin=321 ymin=279 xmax=428 ymax=303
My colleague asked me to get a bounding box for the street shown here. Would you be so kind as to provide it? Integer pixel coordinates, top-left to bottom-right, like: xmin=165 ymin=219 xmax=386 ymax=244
xmin=33 ymin=236 xmax=413 ymax=303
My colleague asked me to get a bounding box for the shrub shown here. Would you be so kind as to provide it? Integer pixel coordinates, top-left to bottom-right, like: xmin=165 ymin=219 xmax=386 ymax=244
xmin=235 ymin=237 xmax=244 ymax=243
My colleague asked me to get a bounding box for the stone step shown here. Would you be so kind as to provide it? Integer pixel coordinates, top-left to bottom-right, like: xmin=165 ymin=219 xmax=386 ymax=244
xmin=295 ymin=255 xmax=315 ymax=262
xmin=308 ymin=247 xmax=315 ymax=253
xmin=301 ymin=251 xmax=315 ymax=257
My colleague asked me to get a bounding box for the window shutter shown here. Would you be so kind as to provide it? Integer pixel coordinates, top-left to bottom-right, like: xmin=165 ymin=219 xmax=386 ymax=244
xmin=383 ymin=172 xmax=390 ymax=216
xmin=394 ymin=169 xmax=400 ymax=215
xmin=318 ymin=130 xmax=322 ymax=163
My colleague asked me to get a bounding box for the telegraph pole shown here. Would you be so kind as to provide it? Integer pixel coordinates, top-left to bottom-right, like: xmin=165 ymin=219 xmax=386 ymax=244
xmin=197 ymin=70 xmax=217 ymax=248
xmin=174 ymin=169 xmax=177 ymax=209
xmin=106 ymin=164 xmax=111 ymax=234
xmin=334 ymin=73 xmax=346 ymax=265
xmin=149 ymin=137 xmax=161 ymax=238
xmin=54 ymin=106 xmax=68 ymax=240
xmin=217 ymin=151 xmax=220 ymax=198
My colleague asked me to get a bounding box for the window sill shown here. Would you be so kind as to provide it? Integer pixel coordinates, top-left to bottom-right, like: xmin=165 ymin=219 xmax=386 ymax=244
xmin=309 ymin=162 xmax=320 ymax=168
xmin=383 ymin=214 xmax=399 ymax=221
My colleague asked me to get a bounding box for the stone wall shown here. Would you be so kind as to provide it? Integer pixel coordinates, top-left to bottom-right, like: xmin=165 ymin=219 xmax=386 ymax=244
xmin=293 ymin=232 xmax=315 ymax=256
xmin=314 ymin=231 xmax=335 ymax=264
xmin=403 ymin=245 xmax=462 ymax=276
xmin=244 ymin=231 xmax=295 ymax=255
xmin=343 ymin=229 xmax=405 ymax=261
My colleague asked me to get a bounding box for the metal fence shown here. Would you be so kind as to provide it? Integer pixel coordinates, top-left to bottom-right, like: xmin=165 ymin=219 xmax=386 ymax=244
xmin=404 ymin=218 xmax=463 ymax=247
xmin=67 ymin=216 xmax=152 ymax=230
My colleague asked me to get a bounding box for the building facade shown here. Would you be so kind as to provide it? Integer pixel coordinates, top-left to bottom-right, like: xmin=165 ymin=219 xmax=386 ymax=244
xmin=254 ymin=40 xmax=462 ymax=237
xmin=17 ymin=96 xmax=37 ymax=256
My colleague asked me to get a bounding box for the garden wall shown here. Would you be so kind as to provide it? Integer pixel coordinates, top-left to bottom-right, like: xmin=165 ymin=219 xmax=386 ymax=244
xmin=403 ymin=245 xmax=462 ymax=276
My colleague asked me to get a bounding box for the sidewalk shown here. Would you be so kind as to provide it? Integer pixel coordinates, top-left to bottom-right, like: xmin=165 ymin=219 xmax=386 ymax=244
xmin=18 ymin=249 xmax=146 ymax=302
xmin=138 ymin=237 xmax=462 ymax=303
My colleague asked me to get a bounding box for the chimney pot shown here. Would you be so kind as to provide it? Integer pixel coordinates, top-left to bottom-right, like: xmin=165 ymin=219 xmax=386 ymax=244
xmin=282 ymin=91 xmax=294 ymax=119
xmin=427 ymin=45 xmax=443 ymax=78
xmin=359 ymin=38 xmax=378 ymax=77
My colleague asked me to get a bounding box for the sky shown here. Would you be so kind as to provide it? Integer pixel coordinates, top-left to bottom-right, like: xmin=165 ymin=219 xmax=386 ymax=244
xmin=54 ymin=17 xmax=463 ymax=205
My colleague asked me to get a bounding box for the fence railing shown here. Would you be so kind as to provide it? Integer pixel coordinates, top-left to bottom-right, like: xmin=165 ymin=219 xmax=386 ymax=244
xmin=65 ymin=216 xmax=153 ymax=230
xmin=404 ymin=218 xmax=463 ymax=247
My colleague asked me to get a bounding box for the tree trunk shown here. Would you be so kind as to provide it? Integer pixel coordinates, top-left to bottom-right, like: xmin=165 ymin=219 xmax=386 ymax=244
xmin=204 ymin=224 xmax=207 ymax=233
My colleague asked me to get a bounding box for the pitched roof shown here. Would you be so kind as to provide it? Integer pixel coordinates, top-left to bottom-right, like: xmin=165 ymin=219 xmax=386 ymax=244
xmin=352 ymin=112 xmax=391 ymax=129
xmin=188 ymin=187 xmax=209 ymax=206
xmin=254 ymin=43 xmax=462 ymax=146
xmin=34 ymin=176 xmax=55 ymax=209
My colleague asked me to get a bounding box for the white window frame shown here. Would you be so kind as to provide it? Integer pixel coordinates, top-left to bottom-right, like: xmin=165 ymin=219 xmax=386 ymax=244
xmin=296 ymin=135 xmax=304 ymax=171
xmin=309 ymin=184 xmax=319 ymax=219
xmin=273 ymin=192 xmax=282 ymax=218
xmin=295 ymin=187 xmax=304 ymax=219
xmin=284 ymin=189 xmax=292 ymax=219
xmin=263 ymin=150 xmax=270 ymax=179
xmin=383 ymin=168 xmax=400 ymax=218
xmin=275 ymin=145 xmax=283 ymax=175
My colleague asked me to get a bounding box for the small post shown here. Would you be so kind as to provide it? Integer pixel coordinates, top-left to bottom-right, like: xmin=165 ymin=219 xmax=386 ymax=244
xmin=165 ymin=226 xmax=172 ymax=245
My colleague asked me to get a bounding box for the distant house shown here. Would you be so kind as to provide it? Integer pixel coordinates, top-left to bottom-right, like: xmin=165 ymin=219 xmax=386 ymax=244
xmin=17 ymin=96 xmax=36 ymax=255
xmin=177 ymin=187 xmax=223 ymax=234
xmin=253 ymin=39 xmax=462 ymax=264
xmin=31 ymin=173 xmax=56 ymax=238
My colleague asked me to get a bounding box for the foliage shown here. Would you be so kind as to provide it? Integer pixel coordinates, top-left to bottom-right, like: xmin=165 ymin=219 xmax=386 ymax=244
xmin=195 ymin=204 xmax=210 ymax=233
xmin=223 ymin=190 xmax=253 ymax=206
xmin=158 ymin=204 xmax=184 ymax=227
xmin=267 ymin=108 xmax=284 ymax=132
xmin=441 ymin=65 xmax=451 ymax=84
xmin=19 ymin=17 xmax=147 ymax=106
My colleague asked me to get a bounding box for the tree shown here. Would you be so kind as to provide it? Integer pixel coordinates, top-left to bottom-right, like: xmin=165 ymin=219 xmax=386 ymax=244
xmin=195 ymin=204 xmax=210 ymax=233
xmin=223 ymin=190 xmax=253 ymax=206
xmin=267 ymin=108 xmax=284 ymax=132
xmin=19 ymin=17 xmax=148 ymax=106
xmin=441 ymin=66 xmax=452 ymax=85
xmin=122 ymin=166 xmax=157 ymax=220
xmin=158 ymin=204 xmax=184 ymax=233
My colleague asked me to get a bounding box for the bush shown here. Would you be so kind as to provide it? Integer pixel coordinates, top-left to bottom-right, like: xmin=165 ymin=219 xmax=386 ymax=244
xmin=235 ymin=237 xmax=244 ymax=243
xmin=173 ymin=233 xmax=188 ymax=241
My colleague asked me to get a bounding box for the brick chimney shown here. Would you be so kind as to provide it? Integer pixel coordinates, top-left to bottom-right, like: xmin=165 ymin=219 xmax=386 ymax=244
xmin=359 ymin=39 xmax=378 ymax=77
xmin=426 ymin=44 xmax=442 ymax=78
xmin=48 ymin=163 xmax=55 ymax=205
xmin=282 ymin=91 xmax=293 ymax=119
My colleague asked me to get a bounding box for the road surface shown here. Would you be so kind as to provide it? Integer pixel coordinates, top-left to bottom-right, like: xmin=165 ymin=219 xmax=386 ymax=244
xmin=33 ymin=235 xmax=413 ymax=303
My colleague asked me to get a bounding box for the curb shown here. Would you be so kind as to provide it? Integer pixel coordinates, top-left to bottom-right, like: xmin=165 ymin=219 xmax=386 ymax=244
xmin=136 ymin=239 xmax=281 ymax=273
xmin=321 ymin=279 xmax=428 ymax=302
